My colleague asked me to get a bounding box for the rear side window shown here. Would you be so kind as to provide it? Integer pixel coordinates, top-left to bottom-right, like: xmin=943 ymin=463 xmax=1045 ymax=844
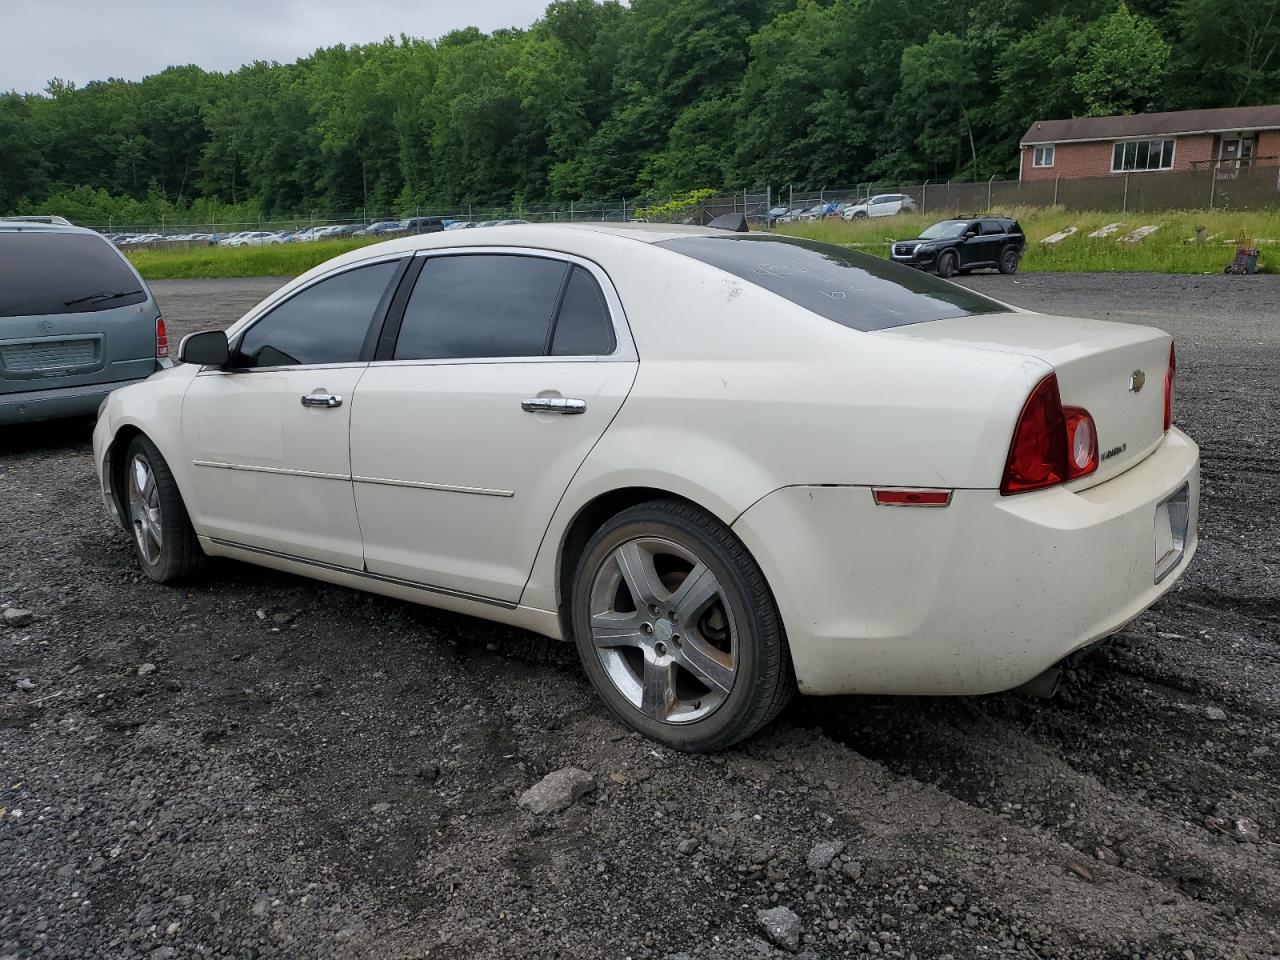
xmin=980 ymin=221 xmax=1005 ymax=235
xmin=551 ymin=267 xmax=615 ymax=356
xmin=659 ymin=235 xmax=1008 ymax=331
xmin=394 ymin=254 xmax=569 ymax=360
xmin=235 ymin=260 xmax=400 ymax=368
xmin=0 ymin=232 xmax=147 ymax=318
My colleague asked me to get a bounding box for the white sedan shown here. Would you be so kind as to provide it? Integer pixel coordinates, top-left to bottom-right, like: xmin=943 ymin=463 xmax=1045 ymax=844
xmin=92 ymin=223 xmax=1198 ymax=751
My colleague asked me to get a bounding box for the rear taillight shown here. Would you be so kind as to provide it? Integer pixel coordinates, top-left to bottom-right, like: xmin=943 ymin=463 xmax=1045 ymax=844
xmin=1163 ymin=341 xmax=1175 ymax=431
xmin=1001 ymin=374 xmax=1068 ymax=495
xmin=1064 ymin=407 xmax=1098 ymax=479
xmin=156 ymin=317 xmax=169 ymax=359
xmin=1001 ymin=374 xmax=1099 ymax=495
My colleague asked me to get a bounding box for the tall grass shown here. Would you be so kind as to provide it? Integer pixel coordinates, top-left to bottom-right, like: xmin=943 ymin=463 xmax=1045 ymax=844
xmin=127 ymin=237 xmax=386 ymax=279
xmin=777 ymin=208 xmax=1280 ymax=274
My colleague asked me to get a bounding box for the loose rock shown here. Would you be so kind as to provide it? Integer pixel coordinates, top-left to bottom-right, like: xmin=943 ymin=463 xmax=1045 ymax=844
xmin=3 ymin=608 xmax=33 ymax=627
xmin=756 ymin=905 xmax=802 ymax=952
xmin=806 ymin=839 xmax=845 ymax=871
xmin=518 ymin=767 xmax=595 ymax=814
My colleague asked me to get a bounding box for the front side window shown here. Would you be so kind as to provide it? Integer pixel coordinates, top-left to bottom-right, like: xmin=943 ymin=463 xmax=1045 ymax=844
xmin=659 ymin=234 xmax=1008 ymax=332
xmin=235 ymin=260 xmax=400 ymax=368
xmin=0 ymin=232 xmax=146 ymax=318
xmin=394 ymin=254 xmax=569 ymax=360
xmin=1112 ymin=138 xmax=1175 ymax=172
xmin=1033 ymin=144 xmax=1055 ymax=167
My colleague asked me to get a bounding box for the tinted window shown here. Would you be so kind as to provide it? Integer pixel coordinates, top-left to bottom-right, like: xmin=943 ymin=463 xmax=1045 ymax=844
xmin=980 ymin=220 xmax=1005 ymax=235
xmin=395 ymin=254 xmax=568 ymax=360
xmin=235 ymin=260 xmax=399 ymax=368
xmin=659 ymin=235 xmax=1008 ymax=331
xmin=0 ymin=232 xmax=146 ymax=318
xmin=552 ymin=267 xmax=615 ymax=356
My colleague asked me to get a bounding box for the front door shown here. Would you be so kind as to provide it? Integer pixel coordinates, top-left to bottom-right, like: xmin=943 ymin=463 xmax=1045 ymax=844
xmin=349 ymin=251 xmax=637 ymax=604
xmin=180 ymin=258 xmax=405 ymax=568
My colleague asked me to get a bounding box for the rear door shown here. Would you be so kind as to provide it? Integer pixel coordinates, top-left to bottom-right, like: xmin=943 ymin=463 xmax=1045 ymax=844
xmin=349 ymin=249 xmax=637 ymax=604
xmin=0 ymin=230 xmax=158 ymax=395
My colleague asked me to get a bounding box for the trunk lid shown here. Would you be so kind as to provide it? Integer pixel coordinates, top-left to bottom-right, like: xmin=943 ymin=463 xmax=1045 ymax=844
xmin=876 ymin=311 xmax=1172 ymax=484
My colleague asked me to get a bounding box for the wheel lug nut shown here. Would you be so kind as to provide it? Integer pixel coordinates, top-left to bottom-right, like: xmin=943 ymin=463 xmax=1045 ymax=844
xmin=641 ymin=622 xmax=653 ymax=635
xmin=650 ymin=605 xmax=661 ymax=617
xmin=673 ymin=635 xmax=682 ymax=647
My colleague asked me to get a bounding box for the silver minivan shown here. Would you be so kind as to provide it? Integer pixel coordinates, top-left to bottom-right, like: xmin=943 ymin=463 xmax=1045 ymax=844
xmin=0 ymin=218 xmax=169 ymax=425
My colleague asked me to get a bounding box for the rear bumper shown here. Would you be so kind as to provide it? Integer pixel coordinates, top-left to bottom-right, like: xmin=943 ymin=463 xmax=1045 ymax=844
xmin=732 ymin=427 xmax=1200 ymax=696
xmin=0 ymin=376 xmax=150 ymax=426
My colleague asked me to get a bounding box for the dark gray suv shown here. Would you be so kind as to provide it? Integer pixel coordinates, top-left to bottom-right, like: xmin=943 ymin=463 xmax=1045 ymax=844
xmin=0 ymin=218 xmax=169 ymax=425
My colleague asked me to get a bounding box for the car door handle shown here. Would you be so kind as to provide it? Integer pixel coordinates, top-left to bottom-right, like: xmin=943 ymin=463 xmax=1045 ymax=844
xmin=301 ymin=392 xmax=343 ymax=408
xmin=522 ymin=397 xmax=587 ymax=415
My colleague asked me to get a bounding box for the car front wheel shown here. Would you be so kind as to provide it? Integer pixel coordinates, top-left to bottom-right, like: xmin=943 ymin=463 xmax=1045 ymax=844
xmin=570 ymin=499 xmax=794 ymax=752
xmin=936 ymin=251 xmax=958 ymax=278
xmin=123 ymin=435 xmax=204 ymax=583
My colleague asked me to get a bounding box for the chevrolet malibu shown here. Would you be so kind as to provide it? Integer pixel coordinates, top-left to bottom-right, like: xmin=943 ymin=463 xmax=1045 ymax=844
xmin=93 ymin=223 xmax=1198 ymax=752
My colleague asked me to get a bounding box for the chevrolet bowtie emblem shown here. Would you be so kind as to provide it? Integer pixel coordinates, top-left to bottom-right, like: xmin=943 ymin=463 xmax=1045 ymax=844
xmin=1128 ymin=369 xmax=1146 ymax=393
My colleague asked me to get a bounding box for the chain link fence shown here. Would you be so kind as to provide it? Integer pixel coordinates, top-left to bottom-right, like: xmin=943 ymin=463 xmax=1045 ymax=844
xmin=78 ymin=163 xmax=1280 ymax=243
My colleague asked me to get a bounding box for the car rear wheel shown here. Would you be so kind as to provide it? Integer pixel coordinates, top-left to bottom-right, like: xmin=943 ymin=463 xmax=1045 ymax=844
xmin=123 ymin=435 xmax=204 ymax=583
xmin=936 ymin=251 xmax=958 ymax=278
xmin=999 ymin=246 xmax=1020 ymax=274
xmin=570 ymin=499 xmax=794 ymax=752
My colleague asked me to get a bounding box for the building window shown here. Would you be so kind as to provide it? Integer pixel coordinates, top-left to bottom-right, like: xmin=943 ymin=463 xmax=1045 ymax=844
xmin=1112 ymin=139 xmax=1175 ymax=172
xmin=1033 ymin=144 xmax=1054 ymax=168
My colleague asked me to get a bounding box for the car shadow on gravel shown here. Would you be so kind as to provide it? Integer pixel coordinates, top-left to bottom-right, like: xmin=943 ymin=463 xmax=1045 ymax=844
xmin=0 ymin=418 xmax=95 ymax=455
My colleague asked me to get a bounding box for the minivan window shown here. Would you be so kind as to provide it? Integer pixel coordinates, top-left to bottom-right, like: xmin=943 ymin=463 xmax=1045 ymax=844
xmin=394 ymin=254 xmax=569 ymax=360
xmin=551 ymin=267 xmax=616 ymax=356
xmin=0 ymin=232 xmax=147 ymax=318
xmin=234 ymin=260 xmax=400 ymax=368
xmin=659 ymin=234 xmax=1008 ymax=331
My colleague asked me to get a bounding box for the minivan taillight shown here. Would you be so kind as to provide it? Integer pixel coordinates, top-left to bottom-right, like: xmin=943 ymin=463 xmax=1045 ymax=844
xmin=1164 ymin=341 xmax=1175 ymax=431
xmin=156 ymin=317 xmax=169 ymax=359
xmin=1001 ymin=374 xmax=1098 ymax=495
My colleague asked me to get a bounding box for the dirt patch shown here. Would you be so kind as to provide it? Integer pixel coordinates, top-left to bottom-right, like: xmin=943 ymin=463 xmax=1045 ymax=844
xmin=1 ymin=273 xmax=1277 ymax=958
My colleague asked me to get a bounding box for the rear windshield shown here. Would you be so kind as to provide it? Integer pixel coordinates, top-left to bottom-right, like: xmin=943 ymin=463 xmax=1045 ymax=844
xmin=0 ymin=232 xmax=147 ymax=318
xmin=659 ymin=234 xmax=1008 ymax=331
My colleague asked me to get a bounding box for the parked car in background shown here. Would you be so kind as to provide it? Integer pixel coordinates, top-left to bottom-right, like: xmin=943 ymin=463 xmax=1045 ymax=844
xmin=890 ymin=217 xmax=1025 ymax=277
xmin=1 ymin=218 xmax=169 ymax=425
xmin=765 ymin=206 xmax=790 ymax=226
xmin=359 ymin=221 xmax=405 ymax=237
xmin=797 ymin=203 xmax=839 ymax=222
xmin=400 ymin=216 xmax=446 ymax=234
xmin=843 ymin=194 xmax=917 ymax=220
xmin=444 ymin=221 xmax=476 ymax=230
xmin=92 ymin=222 xmax=1194 ymax=752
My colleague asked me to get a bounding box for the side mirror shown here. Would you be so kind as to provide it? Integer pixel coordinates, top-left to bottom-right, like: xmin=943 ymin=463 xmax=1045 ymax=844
xmin=178 ymin=330 xmax=230 ymax=367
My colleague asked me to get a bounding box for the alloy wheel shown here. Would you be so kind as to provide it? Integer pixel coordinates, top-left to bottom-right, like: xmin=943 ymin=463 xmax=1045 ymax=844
xmin=587 ymin=537 xmax=738 ymax=724
xmin=127 ymin=453 xmax=163 ymax=566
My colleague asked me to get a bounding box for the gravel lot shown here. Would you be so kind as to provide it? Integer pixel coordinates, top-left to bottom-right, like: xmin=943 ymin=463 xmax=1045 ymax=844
xmin=2 ymin=272 xmax=1277 ymax=960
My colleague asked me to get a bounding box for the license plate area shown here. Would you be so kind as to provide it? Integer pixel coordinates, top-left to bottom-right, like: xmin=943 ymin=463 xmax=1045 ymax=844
xmin=1154 ymin=482 xmax=1190 ymax=583
xmin=0 ymin=335 xmax=103 ymax=380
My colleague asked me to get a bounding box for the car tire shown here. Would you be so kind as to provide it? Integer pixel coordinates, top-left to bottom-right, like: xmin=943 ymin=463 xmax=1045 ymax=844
xmin=999 ymin=246 xmax=1020 ymax=274
xmin=852 ymin=211 xmax=868 ymax=220
xmin=570 ymin=499 xmax=794 ymax=752
xmin=936 ymin=251 xmax=958 ymax=278
xmin=122 ymin=434 xmax=204 ymax=583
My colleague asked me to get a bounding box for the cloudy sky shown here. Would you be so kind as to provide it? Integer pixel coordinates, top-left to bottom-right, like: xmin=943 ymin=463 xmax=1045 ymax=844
xmin=3 ymin=0 xmax=553 ymax=94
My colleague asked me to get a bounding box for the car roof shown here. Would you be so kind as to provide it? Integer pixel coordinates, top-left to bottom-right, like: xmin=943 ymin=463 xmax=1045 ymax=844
xmin=0 ymin=217 xmax=99 ymax=237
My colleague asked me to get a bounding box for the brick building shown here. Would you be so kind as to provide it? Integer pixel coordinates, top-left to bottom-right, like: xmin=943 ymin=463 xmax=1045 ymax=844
xmin=1019 ymin=105 xmax=1280 ymax=181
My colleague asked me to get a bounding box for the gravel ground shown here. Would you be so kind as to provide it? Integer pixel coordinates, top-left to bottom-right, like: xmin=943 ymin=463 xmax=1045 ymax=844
xmin=1 ymin=272 xmax=1277 ymax=960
